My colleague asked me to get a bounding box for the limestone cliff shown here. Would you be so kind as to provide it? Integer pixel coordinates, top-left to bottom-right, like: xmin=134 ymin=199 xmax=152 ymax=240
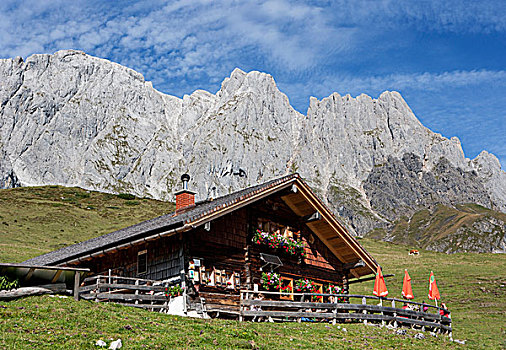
xmin=1 ymin=50 xmax=505 ymax=252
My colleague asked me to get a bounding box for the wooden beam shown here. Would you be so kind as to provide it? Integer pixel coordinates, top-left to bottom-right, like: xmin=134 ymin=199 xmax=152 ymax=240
xmin=51 ymin=270 xmax=63 ymax=283
xmin=189 ymin=181 xmax=295 ymax=227
xmin=306 ymin=222 xmax=348 ymax=263
xmin=0 ymin=263 xmax=89 ymax=272
xmin=24 ymin=268 xmax=35 ymax=282
xmin=294 ymin=180 xmax=378 ymax=274
xmin=348 ymin=274 xmax=395 ymax=285
xmin=281 ymin=194 xmax=309 ymax=216
xmin=74 ymin=272 xmax=81 ymax=301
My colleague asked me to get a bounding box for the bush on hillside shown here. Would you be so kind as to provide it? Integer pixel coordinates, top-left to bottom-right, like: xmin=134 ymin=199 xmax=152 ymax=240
xmin=117 ymin=193 xmax=136 ymax=200
xmin=0 ymin=276 xmax=19 ymax=291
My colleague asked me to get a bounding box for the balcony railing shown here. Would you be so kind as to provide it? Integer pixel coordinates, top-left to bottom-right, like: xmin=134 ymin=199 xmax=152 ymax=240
xmin=78 ymin=275 xmax=182 ymax=311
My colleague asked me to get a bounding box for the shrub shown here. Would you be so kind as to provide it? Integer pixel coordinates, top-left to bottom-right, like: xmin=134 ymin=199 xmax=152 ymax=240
xmin=117 ymin=193 xmax=136 ymax=200
xmin=0 ymin=275 xmax=20 ymax=291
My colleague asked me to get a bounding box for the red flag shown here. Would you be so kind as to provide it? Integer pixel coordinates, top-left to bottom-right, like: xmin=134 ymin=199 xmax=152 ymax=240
xmin=373 ymin=265 xmax=388 ymax=297
xmin=428 ymin=271 xmax=440 ymax=300
xmin=402 ymin=269 xmax=414 ymax=299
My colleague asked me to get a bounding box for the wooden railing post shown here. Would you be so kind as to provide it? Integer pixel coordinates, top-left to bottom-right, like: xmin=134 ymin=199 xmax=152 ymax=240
xmin=95 ymin=276 xmax=100 ymax=302
xmin=362 ymin=297 xmax=367 ymax=325
xmin=73 ymin=272 xmax=80 ymax=301
xmin=108 ymin=269 xmax=111 ymax=294
xmin=332 ymin=295 xmax=337 ymax=325
xmin=134 ymin=279 xmax=139 ymax=305
xmin=183 ymin=282 xmax=187 ymax=314
xmin=437 ymin=308 xmax=442 ymax=334
xmin=239 ymin=291 xmax=243 ymax=322
xmin=391 ymin=299 xmax=397 ymax=328
xmin=448 ymin=313 xmax=452 ymax=339
xmin=379 ymin=298 xmax=385 ymax=326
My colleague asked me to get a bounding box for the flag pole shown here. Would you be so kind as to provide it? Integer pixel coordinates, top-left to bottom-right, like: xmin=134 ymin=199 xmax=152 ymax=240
xmin=435 ymin=299 xmax=438 ymax=308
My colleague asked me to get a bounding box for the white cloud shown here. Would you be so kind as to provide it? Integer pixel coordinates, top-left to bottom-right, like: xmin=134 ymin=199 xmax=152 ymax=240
xmin=281 ymin=69 xmax=506 ymax=103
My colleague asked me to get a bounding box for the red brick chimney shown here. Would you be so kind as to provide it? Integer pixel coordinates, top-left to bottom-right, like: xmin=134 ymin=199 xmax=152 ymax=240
xmin=175 ymin=173 xmax=195 ymax=211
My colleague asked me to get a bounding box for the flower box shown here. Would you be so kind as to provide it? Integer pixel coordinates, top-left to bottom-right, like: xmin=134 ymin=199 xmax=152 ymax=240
xmin=253 ymin=229 xmax=306 ymax=258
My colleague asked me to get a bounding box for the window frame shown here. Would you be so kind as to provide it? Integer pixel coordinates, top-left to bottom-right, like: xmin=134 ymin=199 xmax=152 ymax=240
xmin=137 ymin=249 xmax=148 ymax=275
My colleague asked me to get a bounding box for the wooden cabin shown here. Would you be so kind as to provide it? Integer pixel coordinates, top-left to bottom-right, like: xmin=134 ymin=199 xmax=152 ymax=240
xmin=25 ymin=173 xmax=379 ymax=316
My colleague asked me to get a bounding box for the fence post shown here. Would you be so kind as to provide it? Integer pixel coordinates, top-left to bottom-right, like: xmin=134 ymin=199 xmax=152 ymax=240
xmin=95 ymin=276 xmax=100 ymax=302
xmin=73 ymin=272 xmax=80 ymax=301
xmin=448 ymin=313 xmax=452 ymax=340
xmin=332 ymin=295 xmax=337 ymax=325
xmin=108 ymin=269 xmax=111 ymax=294
xmin=134 ymin=279 xmax=139 ymax=305
xmin=183 ymin=283 xmax=187 ymax=314
xmin=362 ymin=297 xmax=367 ymax=325
xmin=380 ymin=298 xmax=385 ymax=326
xmin=239 ymin=291 xmax=243 ymax=322
xmin=392 ymin=300 xmax=397 ymax=328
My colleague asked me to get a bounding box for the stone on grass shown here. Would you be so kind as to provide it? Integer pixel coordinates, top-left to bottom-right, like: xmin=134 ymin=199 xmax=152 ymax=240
xmin=109 ymin=339 xmax=122 ymax=349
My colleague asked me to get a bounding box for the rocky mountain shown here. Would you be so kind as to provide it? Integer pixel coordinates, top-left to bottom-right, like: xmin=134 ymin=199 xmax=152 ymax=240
xmin=1 ymin=50 xmax=505 ymax=252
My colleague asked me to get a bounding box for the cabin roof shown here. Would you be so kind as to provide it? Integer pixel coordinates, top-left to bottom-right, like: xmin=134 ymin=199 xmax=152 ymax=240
xmin=23 ymin=174 xmax=378 ymax=277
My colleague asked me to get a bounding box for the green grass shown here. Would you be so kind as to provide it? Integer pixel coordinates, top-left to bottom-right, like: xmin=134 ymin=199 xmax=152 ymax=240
xmin=367 ymin=204 xmax=506 ymax=253
xmin=0 ymin=186 xmax=174 ymax=262
xmin=350 ymin=239 xmax=506 ymax=349
xmin=0 ymin=186 xmax=505 ymax=348
xmin=0 ymin=296 xmax=460 ymax=349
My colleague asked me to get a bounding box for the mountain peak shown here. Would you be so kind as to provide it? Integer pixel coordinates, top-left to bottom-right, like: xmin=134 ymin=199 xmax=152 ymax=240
xmin=0 ymin=51 xmax=505 ymax=252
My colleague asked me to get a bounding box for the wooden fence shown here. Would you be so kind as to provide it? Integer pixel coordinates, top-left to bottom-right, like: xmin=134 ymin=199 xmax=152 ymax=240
xmin=239 ymin=290 xmax=452 ymax=335
xmin=78 ymin=275 xmax=182 ymax=311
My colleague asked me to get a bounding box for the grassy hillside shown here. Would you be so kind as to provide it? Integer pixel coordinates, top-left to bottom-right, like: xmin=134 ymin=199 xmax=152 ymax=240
xmin=1 ymin=296 xmax=459 ymax=349
xmin=0 ymin=186 xmax=505 ymax=348
xmin=350 ymin=239 xmax=506 ymax=349
xmin=0 ymin=186 xmax=174 ymax=262
xmin=366 ymin=203 xmax=506 ymax=253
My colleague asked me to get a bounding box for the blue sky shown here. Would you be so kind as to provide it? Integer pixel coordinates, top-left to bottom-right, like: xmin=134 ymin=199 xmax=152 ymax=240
xmin=1 ymin=0 xmax=505 ymax=168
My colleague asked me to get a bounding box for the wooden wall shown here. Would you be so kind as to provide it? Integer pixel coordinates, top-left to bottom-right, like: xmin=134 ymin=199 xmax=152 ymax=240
xmin=79 ymin=234 xmax=183 ymax=281
xmin=185 ymin=195 xmax=345 ymax=290
xmin=187 ymin=208 xmax=248 ymax=274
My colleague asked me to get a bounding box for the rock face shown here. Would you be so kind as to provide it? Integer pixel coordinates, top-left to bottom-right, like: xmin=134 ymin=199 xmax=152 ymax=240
xmin=1 ymin=50 xmax=505 ymax=252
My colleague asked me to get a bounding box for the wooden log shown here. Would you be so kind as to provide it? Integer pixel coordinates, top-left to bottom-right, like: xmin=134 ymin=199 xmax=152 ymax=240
xmin=242 ymin=310 xmax=335 ymax=318
xmin=335 ymin=313 xmax=394 ymax=321
xmin=85 ymin=293 xmax=168 ymax=302
xmin=116 ymin=303 xmax=168 ymax=310
xmin=395 ymin=316 xmax=440 ymax=328
xmin=0 ymin=283 xmax=67 ymax=300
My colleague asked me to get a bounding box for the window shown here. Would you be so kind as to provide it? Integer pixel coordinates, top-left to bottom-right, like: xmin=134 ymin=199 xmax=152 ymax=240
xmin=312 ymin=283 xmax=323 ymax=302
xmin=280 ymin=277 xmax=294 ymax=300
xmin=137 ymin=250 xmax=147 ymax=275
